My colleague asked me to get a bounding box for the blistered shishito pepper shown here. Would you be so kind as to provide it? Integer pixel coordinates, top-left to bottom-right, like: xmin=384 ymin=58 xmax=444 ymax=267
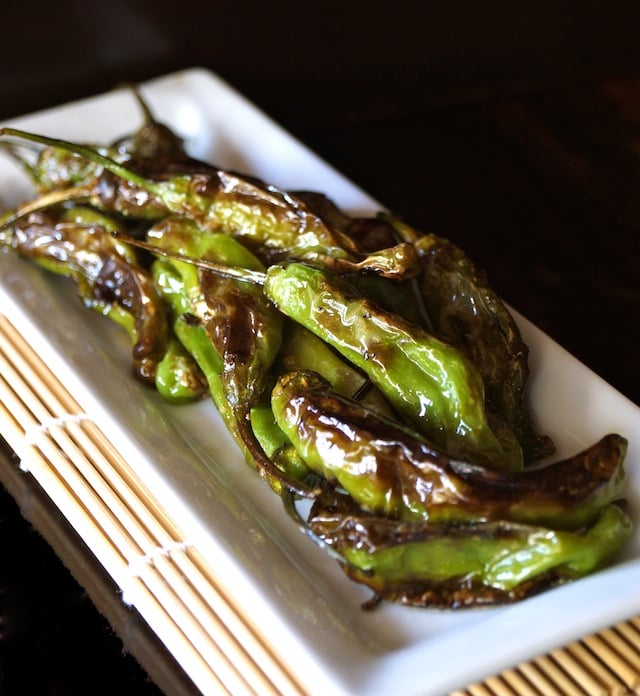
xmin=154 ymin=258 xmax=293 ymax=492
xmin=110 ymin=86 xmax=190 ymax=163
xmin=148 ymin=217 xmax=316 ymax=497
xmin=122 ymin=243 xmax=523 ymax=470
xmin=1 ymin=88 xmax=191 ymax=194
xmin=254 ymin=320 xmax=394 ymax=492
xmin=387 ymin=215 xmax=554 ymax=462
xmin=0 ymin=206 xmax=173 ymax=385
xmin=0 ymin=129 xmax=422 ymax=280
xmin=287 ymin=197 xmax=552 ymax=464
xmin=248 ymin=403 xmax=317 ymax=487
xmin=308 ymin=489 xmax=633 ymax=608
xmin=278 ymin=322 xmax=393 ymax=417
xmin=0 ymin=120 xmax=632 ymax=612
xmin=154 ymin=336 xmax=208 ymax=403
xmin=272 ymin=371 xmax=627 ymax=527
xmin=264 ymin=262 xmax=522 ymax=470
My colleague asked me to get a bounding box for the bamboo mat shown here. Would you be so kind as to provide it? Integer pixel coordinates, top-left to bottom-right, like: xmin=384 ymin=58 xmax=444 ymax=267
xmin=0 ymin=432 xmax=202 ymax=696
xmin=0 ymin=310 xmax=639 ymax=696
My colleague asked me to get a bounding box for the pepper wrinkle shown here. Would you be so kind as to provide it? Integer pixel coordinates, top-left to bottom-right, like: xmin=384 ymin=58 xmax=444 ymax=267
xmin=0 ymin=117 xmax=632 ymax=610
xmin=2 ymin=208 xmax=173 ymax=386
xmin=265 ymin=262 xmax=523 ymax=470
xmin=273 ymin=371 xmax=628 ymax=530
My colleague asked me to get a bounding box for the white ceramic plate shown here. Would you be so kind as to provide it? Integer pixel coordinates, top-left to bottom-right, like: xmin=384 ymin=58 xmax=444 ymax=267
xmin=1 ymin=68 xmax=639 ymax=696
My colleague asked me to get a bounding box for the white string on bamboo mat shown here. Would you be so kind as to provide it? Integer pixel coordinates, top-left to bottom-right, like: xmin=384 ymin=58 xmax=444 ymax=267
xmin=121 ymin=540 xmax=194 ymax=607
xmin=18 ymin=412 xmax=92 ymax=472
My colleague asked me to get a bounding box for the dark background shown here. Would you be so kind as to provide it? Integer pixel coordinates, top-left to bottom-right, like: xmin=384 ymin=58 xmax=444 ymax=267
xmin=1 ymin=2 xmax=640 ymax=694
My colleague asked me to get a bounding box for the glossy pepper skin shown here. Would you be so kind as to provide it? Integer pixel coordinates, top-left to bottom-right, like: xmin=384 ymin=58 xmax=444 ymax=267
xmin=388 ymin=216 xmax=554 ymax=463
xmin=290 ymin=198 xmax=552 ymax=464
xmin=0 ymin=206 xmax=171 ymax=385
xmin=252 ymin=319 xmax=395 ymax=493
xmin=264 ymin=262 xmax=523 ymax=470
xmin=1 ymin=87 xmax=193 ymax=194
xmin=248 ymin=403 xmax=317 ymax=487
xmin=0 ymin=118 xmax=218 ymax=227
xmin=308 ymin=489 xmax=633 ymax=608
xmin=0 ymin=121 xmax=632 ymax=611
xmin=272 ymin=371 xmax=627 ymax=527
xmin=148 ymin=217 xmax=316 ymax=497
xmin=0 ymin=129 xmax=358 ymax=252
xmin=154 ymin=335 xmax=208 ymax=403
xmin=278 ymin=321 xmax=393 ymax=417
xmin=0 ymin=129 xmax=425 ymax=282
xmin=154 ymin=259 xmax=294 ymax=494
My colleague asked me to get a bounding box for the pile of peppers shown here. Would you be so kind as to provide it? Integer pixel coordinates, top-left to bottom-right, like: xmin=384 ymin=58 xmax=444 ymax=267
xmin=0 ymin=95 xmax=632 ymax=609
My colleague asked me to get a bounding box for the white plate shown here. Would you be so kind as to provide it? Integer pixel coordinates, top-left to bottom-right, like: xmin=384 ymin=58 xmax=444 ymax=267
xmin=1 ymin=68 xmax=639 ymax=696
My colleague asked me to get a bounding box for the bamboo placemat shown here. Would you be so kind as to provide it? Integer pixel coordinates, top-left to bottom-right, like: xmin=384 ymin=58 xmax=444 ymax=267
xmin=0 ymin=435 xmax=202 ymax=696
xmin=0 ymin=313 xmax=305 ymax=696
xmin=0 ymin=311 xmax=639 ymax=696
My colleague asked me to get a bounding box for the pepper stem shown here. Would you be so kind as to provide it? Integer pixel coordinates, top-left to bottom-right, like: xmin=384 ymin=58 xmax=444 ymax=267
xmin=111 ymin=230 xmax=267 ymax=285
xmin=0 ymin=184 xmax=93 ymax=232
xmin=0 ymin=127 xmax=164 ymax=197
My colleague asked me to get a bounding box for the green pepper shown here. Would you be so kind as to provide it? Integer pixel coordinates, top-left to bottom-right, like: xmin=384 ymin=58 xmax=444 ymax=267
xmin=293 ymin=190 xmax=398 ymax=252
xmin=1 ymin=88 xmax=190 ymax=194
xmin=154 ymin=260 xmax=290 ymax=492
xmin=272 ymin=370 xmax=626 ymax=527
xmin=266 ymin=321 xmax=395 ymax=488
xmin=110 ymin=86 xmax=190 ymax=163
xmin=0 ymin=128 xmax=356 ymax=253
xmin=248 ymin=403 xmax=316 ymax=486
xmin=0 ymin=129 xmax=426 ymax=281
xmin=125 ymin=244 xmax=523 ymax=470
xmin=264 ymin=262 xmax=522 ymax=470
xmin=278 ymin=321 xmax=393 ymax=417
xmin=0 ymin=124 xmax=631 ymax=614
xmin=309 ymin=489 xmax=633 ymax=608
xmin=388 ymin=215 xmax=553 ymax=462
xmin=0 ymin=206 xmax=170 ymax=385
xmin=149 ymin=219 xmax=316 ymax=497
xmin=154 ymin=336 xmax=208 ymax=403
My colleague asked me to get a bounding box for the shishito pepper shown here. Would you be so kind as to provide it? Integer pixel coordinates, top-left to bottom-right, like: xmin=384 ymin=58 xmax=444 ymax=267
xmin=0 ymin=206 xmax=170 ymax=384
xmin=0 ymin=122 xmax=214 ymax=226
xmin=264 ymin=262 xmax=523 ymax=470
xmin=387 ymin=215 xmax=554 ymax=462
xmin=0 ymin=128 xmax=354 ymax=251
xmin=0 ymin=205 xmax=207 ymax=400
xmin=0 ymin=88 xmax=195 ymax=194
xmin=154 ymin=335 xmax=208 ymax=403
xmin=0 ymin=121 xmax=632 ymax=611
xmin=148 ymin=217 xmax=316 ymax=496
xmin=272 ymin=370 xmax=627 ymax=528
xmin=248 ymin=403 xmax=318 ymax=488
xmin=285 ymin=197 xmax=552 ymax=464
xmin=116 ymin=242 xmax=524 ymax=470
xmin=308 ymin=489 xmax=633 ymax=608
xmin=0 ymin=128 xmax=423 ymax=280
xmin=278 ymin=321 xmax=393 ymax=417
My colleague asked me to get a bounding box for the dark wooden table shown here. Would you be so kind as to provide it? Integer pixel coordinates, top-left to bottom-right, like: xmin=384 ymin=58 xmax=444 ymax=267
xmin=1 ymin=3 xmax=640 ymax=694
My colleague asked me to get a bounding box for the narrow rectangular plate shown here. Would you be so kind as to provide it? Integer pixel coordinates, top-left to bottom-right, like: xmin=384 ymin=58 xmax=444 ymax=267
xmin=1 ymin=68 xmax=638 ymax=696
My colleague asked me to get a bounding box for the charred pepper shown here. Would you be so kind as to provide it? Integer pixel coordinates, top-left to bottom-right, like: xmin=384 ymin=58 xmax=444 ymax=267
xmin=308 ymin=489 xmax=633 ymax=608
xmin=264 ymin=262 xmax=523 ymax=470
xmin=0 ymin=206 xmax=171 ymax=385
xmin=388 ymin=215 xmax=553 ymax=462
xmin=148 ymin=217 xmax=315 ymax=496
xmin=1 ymin=87 xmax=193 ymax=194
xmin=278 ymin=321 xmax=393 ymax=417
xmin=0 ymin=129 xmax=421 ymax=279
xmin=272 ymin=370 xmax=626 ymax=528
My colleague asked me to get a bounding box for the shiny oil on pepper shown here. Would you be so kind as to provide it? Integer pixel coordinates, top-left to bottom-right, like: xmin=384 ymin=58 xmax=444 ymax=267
xmin=264 ymin=262 xmax=523 ymax=470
